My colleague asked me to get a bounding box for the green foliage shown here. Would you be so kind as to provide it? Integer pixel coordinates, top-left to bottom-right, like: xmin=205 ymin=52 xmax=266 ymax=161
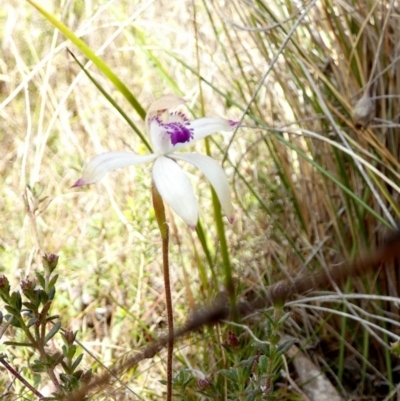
xmin=1 ymin=0 xmax=400 ymax=399
xmin=0 ymin=254 xmax=90 ymax=399
xmin=170 ymin=311 xmax=295 ymax=400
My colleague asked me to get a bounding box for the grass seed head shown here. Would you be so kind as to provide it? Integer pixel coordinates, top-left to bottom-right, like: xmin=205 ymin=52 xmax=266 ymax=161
xmin=352 ymin=95 xmax=375 ymax=128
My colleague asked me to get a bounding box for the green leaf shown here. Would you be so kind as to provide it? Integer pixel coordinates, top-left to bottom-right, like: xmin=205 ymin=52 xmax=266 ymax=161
xmin=276 ymin=338 xmax=296 ymax=356
xmin=67 ymin=345 xmax=77 ymax=359
xmin=71 ymin=353 xmax=83 ymax=371
xmin=4 ymin=314 xmax=21 ymax=328
xmin=195 ymin=222 xmax=216 ymax=282
xmin=4 ymin=305 xmax=20 ymax=317
xmin=59 ymin=373 xmax=69 ymax=384
xmin=23 ymin=301 xmax=39 ymax=311
xmin=4 ymin=341 xmax=34 ymax=347
xmin=10 ymin=291 xmax=22 ymax=311
xmin=26 ymin=0 xmax=146 ymax=121
xmin=238 ymin=355 xmax=257 ymax=369
xmin=39 ymin=290 xmax=49 ymax=305
xmin=251 ymin=342 xmax=270 ymax=357
xmin=72 ymin=369 xmax=84 ymax=380
xmin=270 ymin=334 xmax=280 ymax=346
xmin=30 ymin=361 xmax=48 ymax=373
xmin=35 ymin=289 xmax=41 ymax=306
xmin=48 ymin=274 xmax=59 ymax=291
xmin=46 ymin=314 xmax=60 ymax=322
xmin=240 ymin=359 xmax=256 ymax=377
xmin=265 ymin=319 xmax=272 ymax=338
xmin=218 ymin=368 xmax=239 ymax=382
xmin=81 ymin=368 xmax=92 ymax=383
xmin=277 ymin=312 xmax=291 ymax=326
xmin=27 ymin=317 xmax=39 ymax=328
xmin=245 ymin=393 xmax=257 ymax=401
xmin=35 ymin=272 xmax=46 ymax=289
xmin=49 ymin=352 xmax=64 ymax=367
xmin=258 ymin=355 xmax=268 ymax=374
xmin=25 ymin=310 xmax=35 ymax=319
xmin=48 ymin=286 xmax=56 ymax=301
xmin=391 ymin=341 xmax=400 ymax=357
xmin=45 ymin=321 xmax=61 ymax=344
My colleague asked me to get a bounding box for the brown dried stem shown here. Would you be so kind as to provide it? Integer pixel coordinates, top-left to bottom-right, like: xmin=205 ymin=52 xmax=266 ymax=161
xmin=61 ymin=231 xmax=400 ymax=401
xmin=0 ymin=355 xmax=44 ymax=399
xmin=151 ymin=184 xmax=173 ymax=401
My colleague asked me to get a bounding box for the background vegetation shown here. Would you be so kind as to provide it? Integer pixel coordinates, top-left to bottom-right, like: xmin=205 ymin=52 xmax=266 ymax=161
xmin=1 ymin=0 xmax=399 ymax=399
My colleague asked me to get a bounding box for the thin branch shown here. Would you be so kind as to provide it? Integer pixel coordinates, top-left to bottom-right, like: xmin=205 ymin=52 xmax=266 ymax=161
xmin=61 ymin=230 xmax=400 ymax=401
xmin=0 ymin=355 xmax=44 ymax=399
xmin=222 ymin=0 xmax=318 ymax=163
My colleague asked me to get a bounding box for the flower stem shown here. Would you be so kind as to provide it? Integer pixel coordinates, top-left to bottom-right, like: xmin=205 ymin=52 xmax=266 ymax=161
xmin=152 ymin=184 xmax=173 ymax=401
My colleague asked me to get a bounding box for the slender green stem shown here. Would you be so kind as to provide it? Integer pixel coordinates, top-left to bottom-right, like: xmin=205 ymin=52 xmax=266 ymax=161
xmin=152 ymin=184 xmax=173 ymax=401
xmin=204 ymin=138 xmax=237 ymax=318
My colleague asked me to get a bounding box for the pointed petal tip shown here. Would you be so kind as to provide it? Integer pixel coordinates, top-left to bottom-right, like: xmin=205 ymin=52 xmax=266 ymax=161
xmin=71 ymin=178 xmax=86 ymax=188
xmin=228 ymin=120 xmax=239 ymax=127
xmin=228 ymin=216 xmax=235 ymax=224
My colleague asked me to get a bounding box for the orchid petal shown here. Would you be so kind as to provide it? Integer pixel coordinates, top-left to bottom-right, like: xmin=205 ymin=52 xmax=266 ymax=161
xmin=145 ymin=94 xmax=186 ymax=136
xmin=171 ymin=153 xmax=234 ymax=222
xmin=171 ymin=117 xmax=239 ymax=152
xmin=147 ymin=94 xmax=186 ymax=115
xmin=73 ymin=151 xmax=157 ymax=186
xmin=152 ymin=156 xmax=199 ymax=227
xmin=149 ymin=111 xmax=195 ymax=154
xmin=149 ymin=117 xmax=175 ymax=155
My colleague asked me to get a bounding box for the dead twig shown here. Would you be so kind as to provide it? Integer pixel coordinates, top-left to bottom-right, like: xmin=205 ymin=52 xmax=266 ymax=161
xmin=62 ymin=231 xmax=400 ymax=401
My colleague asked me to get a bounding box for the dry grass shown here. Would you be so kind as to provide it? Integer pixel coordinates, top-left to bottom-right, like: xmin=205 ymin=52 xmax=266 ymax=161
xmin=1 ymin=0 xmax=400 ymax=400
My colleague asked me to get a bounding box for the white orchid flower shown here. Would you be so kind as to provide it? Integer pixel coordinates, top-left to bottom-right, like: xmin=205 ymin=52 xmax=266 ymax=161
xmin=73 ymin=94 xmax=238 ymax=228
